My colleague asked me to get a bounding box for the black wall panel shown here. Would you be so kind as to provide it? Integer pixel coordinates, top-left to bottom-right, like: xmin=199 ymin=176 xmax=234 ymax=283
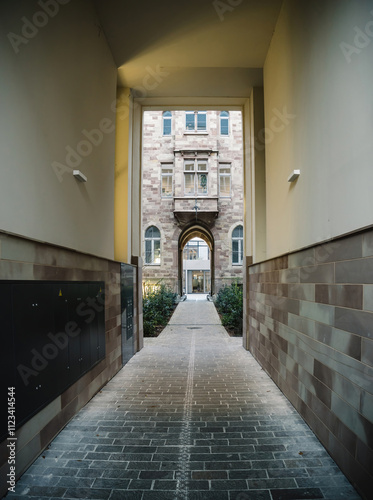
xmin=97 ymin=284 xmax=106 ymax=361
xmin=66 ymin=284 xmax=82 ymax=383
xmin=51 ymin=283 xmax=71 ymax=394
xmin=121 ymin=264 xmax=135 ymax=366
xmin=0 ymin=281 xmax=105 ymax=440
xmin=88 ymin=283 xmax=105 ymax=365
xmin=78 ymin=284 xmax=91 ymax=375
xmin=13 ymin=284 xmax=55 ymax=426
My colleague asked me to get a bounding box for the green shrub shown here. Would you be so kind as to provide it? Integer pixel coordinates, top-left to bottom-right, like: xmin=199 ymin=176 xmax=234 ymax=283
xmin=143 ymin=283 xmax=177 ymax=337
xmin=215 ymin=282 xmax=243 ymax=334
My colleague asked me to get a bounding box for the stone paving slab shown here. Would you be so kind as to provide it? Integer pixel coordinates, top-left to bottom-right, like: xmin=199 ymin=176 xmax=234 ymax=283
xmin=6 ymin=301 xmax=361 ymax=499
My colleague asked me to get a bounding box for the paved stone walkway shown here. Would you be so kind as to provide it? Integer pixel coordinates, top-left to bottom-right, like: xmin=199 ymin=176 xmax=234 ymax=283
xmin=8 ymin=300 xmax=361 ymax=499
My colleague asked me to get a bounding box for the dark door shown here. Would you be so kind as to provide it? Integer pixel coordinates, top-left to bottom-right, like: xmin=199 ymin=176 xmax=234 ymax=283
xmin=12 ymin=283 xmax=55 ymax=426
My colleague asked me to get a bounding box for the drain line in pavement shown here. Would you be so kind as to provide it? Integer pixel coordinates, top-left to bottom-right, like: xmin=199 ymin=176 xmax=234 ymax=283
xmin=175 ymin=331 xmax=196 ymax=500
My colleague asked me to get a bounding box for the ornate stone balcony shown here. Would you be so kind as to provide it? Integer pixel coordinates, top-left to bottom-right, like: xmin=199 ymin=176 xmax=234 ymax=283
xmin=173 ymin=197 xmax=219 ymax=226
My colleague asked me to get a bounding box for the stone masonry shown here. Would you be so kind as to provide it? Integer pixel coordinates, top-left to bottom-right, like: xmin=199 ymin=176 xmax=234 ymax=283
xmin=142 ymin=110 xmax=244 ymax=294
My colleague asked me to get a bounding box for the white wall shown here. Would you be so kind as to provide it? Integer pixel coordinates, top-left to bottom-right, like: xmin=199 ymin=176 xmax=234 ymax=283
xmin=264 ymin=0 xmax=373 ymax=259
xmin=0 ymin=0 xmax=117 ymax=259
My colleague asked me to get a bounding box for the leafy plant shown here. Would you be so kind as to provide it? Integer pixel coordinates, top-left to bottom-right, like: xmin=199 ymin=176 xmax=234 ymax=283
xmin=215 ymin=282 xmax=243 ymax=335
xmin=143 ymin=283 xmax=177 ymax=337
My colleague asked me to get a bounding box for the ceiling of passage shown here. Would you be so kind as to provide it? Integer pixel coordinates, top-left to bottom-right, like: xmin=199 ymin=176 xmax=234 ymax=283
xmin=94 ymin=0 xmax=283 ymax=97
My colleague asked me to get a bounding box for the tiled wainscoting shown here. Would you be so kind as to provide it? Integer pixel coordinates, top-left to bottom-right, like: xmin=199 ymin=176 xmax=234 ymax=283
xmin=0 ymin=232 xmax=128 ymax=497
xmin=247 ymin=229 xmax=373 ymax=500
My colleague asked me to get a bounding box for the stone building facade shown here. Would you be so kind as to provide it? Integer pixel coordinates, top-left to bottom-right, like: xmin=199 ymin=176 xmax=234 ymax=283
xmin=142 ymin=110 xmax=244 ymax=295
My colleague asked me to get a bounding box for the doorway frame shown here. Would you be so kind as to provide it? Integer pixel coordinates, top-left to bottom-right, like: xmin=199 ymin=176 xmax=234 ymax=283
xmin=131 ymin=96 xmax=253 ymax=262
xmin=178 ymin=223 xmax=215 ymax=296
xmin=126 ymin=94 xmax=266 ymax=348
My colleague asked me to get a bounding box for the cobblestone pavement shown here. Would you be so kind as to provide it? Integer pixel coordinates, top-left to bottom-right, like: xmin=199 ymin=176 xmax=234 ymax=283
xmin=8 ymin=301 xmax=361 ymax=499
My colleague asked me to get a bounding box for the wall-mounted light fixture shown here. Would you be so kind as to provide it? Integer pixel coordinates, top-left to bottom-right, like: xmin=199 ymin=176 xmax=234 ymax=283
xmin=73 ymin=170 xmax=87 ymax=182
xmin=288 ymin=170 xmax=300 ymax=182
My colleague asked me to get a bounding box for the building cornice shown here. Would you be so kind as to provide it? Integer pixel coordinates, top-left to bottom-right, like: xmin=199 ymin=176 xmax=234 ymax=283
xmin=174 ymin=149 xmax=219 ymax=156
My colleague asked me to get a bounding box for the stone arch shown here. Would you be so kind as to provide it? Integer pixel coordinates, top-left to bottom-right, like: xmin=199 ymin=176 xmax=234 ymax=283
xmin=178 ymin=222 xmax=215 ymax=296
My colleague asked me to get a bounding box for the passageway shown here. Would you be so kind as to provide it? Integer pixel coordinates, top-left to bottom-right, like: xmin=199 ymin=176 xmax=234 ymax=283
xmin=9 ymin=301 xmax=360 ymax=499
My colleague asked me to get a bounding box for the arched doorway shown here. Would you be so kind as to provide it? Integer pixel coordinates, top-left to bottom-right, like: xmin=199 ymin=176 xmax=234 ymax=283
xmin=178 ymin=223 xmax=215 ymax=296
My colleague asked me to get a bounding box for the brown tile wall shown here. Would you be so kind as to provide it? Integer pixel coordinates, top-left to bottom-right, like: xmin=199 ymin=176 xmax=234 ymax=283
xmin=247 ymin=229 xmax=373 ymax=500
xmin=0 ymin=232 xmax=125 ymax=496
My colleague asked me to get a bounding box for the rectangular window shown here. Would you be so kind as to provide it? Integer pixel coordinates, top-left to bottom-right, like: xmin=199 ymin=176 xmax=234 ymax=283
xmin=185 ymin=111 xmax=207 ymax=132
xmin=197 ymin=161 xmax=208 ymax=195
xmin=197 ymin=112 xmax=206 ymax=131
xmin=161 ymin=164 xmax=173 ymax=197
xmin=163 ymin=120 xmax=171 ymax=135
xmin=220 ymin=120 xmax=229 ymax=135
xmin=145 ymin=226 xmax=161 ymax=265
xmin=145 ymin=240 xmax=153 ymax=264
xmin=184 ymin=161 xmax=195 ymax=171
xmin=197 ymin=161 xmax=207 ymax=171
xmin=186 ymin=111 xmax=195 ymax=130
xmin=185 ymin=247 xmax=197 ymax=260
xmin=219 ymin=164 xmax=231 ymax=197
xmin=184 ymin=160 xmax=208 ymax=195
xmin=163 ymin=111 xmax=172 ymax=135
xmin=197 ymin=173 xmax=207 ymax=194
xmin=183 ymin=240 xmax=210 ymax=260
xmin=153 ymin=240 xmax=161 ymax=264
xmin=232 ymin=240 xmax=243 ymax=265
xmin=184 ymin=173 xmax=195 ymax=194
xmin=146 ymin=240 xmax=161 ymax=264
xmin=220 ymin=111 xmax=229 ymax=135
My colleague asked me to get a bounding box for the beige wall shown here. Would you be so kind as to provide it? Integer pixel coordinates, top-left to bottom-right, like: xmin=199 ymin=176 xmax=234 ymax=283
xmin=114 ymin=87 xmax=131 ymax=263
xmin=0 ymin=0 xmax=117 ymax=259
xmin=247 ymin=88 xmax=266 ymax=263
xmin=264 ymin=0 xmax=373 ymax=260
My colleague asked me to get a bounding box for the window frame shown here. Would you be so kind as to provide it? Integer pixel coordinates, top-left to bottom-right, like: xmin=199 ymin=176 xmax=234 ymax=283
xmin=219 ymin=163 xmax=231 ymax=197
xmin=144 ymin=226 xmax=161 ymax=265
xmin=183 ymin=239 xmax=210 ymax=261
xmin=185 ymin=111 xmax=207 ymax=132
xmin=161 ymin=163 xmax=173 ymax=198
xmin=162 ymin=111 xmax=172 ymax=136
xmin=220 ymin=111 xmax=229 ymax=136
xmin=232 ymin=225 xmax=243 ymax=266
xmin=183 ymin=159 xmax=208 ymax=196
